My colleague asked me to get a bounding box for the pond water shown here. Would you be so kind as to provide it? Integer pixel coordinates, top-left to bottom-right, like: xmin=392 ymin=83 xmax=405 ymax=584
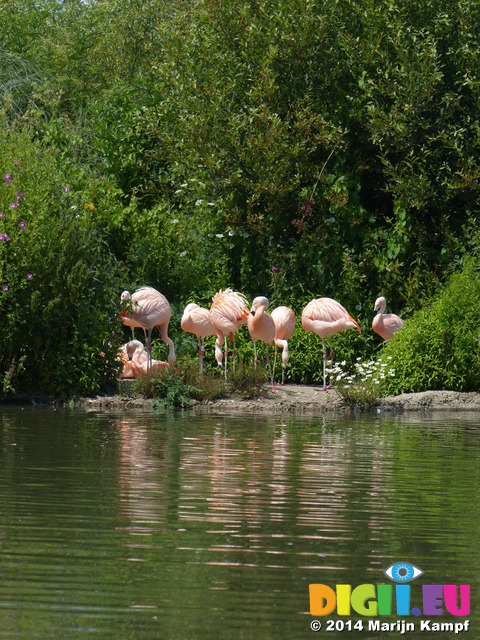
xmin=0 ymin=406 xmax=478 ymax=639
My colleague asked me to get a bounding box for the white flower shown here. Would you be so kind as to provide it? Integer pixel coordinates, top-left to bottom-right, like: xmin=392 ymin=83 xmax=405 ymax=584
xmin=171 ymin=218 xmax=179 ymax=224
xmin=179 ymin=251 xmax=187 ymax=257
xmin=195 ymin=199 xmax=204 ymax=206
xmin=215 ymin=233 xmax=224 ymax=238
xmin=228 ymin=230 xmax=235 ymax=236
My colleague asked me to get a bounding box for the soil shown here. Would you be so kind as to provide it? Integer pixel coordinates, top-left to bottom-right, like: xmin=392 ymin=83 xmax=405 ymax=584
xmin=71 ymin=385 xmax=480 ymax=415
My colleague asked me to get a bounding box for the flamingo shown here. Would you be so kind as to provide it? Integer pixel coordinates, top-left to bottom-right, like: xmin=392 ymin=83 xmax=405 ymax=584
xmin=301 ymin=297 xmax=361 ymax=390
xmin=271 ymin=306 xmax=296 ymax=384
xmin=181 ymin=302 xmax=217 ymax=374
xmin=120 ymin=340 xmax=168 ymax=378
xmin=372 ymin=296 xmax=405 ymax=341
xmin=209 ymin=288 xmax=249 ymax=378
xmin=120 ymin=291 xmax=147 ymax=343
xmin=247 ymin=296 xmax=276 ymax=390
xmin=120 ymin=286 xmax=175 ymax=370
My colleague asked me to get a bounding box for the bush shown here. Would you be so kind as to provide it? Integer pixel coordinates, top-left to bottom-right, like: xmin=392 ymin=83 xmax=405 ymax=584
xmin=380 ymin=258 xmax=480 ymax=394
xmin=0 ymin=116 xmax=126 ymax=397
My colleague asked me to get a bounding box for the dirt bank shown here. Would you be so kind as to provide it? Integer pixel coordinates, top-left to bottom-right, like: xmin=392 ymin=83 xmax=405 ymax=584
xmin=72 ymin=385 xmax=480 ymax=414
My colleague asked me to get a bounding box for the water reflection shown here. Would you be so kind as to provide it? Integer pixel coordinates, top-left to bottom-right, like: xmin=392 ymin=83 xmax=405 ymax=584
xmin=0 ymin=408 xmax=478 ymax=638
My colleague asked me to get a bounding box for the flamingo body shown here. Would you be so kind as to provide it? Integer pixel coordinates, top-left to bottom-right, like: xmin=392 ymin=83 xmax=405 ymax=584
xmin=247 ymin=296 xmax=276 ymax=389
xmin=121 ymin=286 xmax=175 ymax=368
xmin=372 ymin=296 xmax=405 ymax=341
xmin=301 ymin=297 xmax=361 ymax=390
xmin=209 ymin=288 xmax=249 ymax=377
xmin=271 ymin=306 xmax=296 ymax=383
xmin=181 ymin=303 xmax=216 ymax=373
xmin=120 ymin=340 xmax=168 ymax=378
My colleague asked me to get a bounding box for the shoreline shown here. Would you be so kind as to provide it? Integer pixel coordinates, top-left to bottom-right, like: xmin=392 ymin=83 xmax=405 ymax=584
xmin=69 ymin=385 xmax=480 ymax=414
xmin=4 ymin=385 xmax=480 ymax=415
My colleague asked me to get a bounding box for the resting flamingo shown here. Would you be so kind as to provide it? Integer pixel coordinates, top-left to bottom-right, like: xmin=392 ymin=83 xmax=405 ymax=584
xmin=271 ymin=306 xmax=296 ymax=384
xmin=181 ymin=302 xmax=217 ymax=374
xmin=372 ymin=296 xmax=405 ymax=341
xmin=120 ymin=286 xmax=175 ymax=370
xmin=209 ymin=288 xmax=249 ymax=378
xmin=247 ymin=296 xmax=276 ymax=390
xmin=121 ymin=340 xmax=168 ymax=378
xmin=301 ymin=297 xmax=361 ymax=390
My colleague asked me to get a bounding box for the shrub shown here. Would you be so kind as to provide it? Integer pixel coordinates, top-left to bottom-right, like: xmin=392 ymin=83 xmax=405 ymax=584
xmin=380 ymin=257 xmax=480 ymax=394
xmin=0 ymin=116 xmax=126 ymax=397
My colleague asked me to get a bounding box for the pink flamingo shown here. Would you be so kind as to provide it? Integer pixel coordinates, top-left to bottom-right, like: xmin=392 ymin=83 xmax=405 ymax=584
xmin=120 ymin=340 xmax=168 ymax=378
xmin=271 ymin=306 xmax=296 ymax=384
xmin=120 ymin=291 xmax=147 ymax=342
xmin=181 ymin=303 xmax=217 ymax=374
xmin=121 ymin=286 xmax=175 ymax=369
xmin=372 ymin=296 xmax=405 ymax=341
xmin=209 ymin=288 xmax=249 ymax=378
xmin=301 ymin=297 xmax=361 ymax=390
xmin=247 ymin=296 xmax=276 ymax=390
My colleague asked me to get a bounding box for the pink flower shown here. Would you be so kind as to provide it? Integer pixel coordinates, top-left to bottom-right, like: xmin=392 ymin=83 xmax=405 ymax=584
xmin=5 ymin=174 xmax=12 ymax=184
xmin=27 ymin=273 xmax=33 ymax=279
xmin=3 ymin=285 xmax=8 ymax=292
xmin=19 ymin=220 xmax=26 ymax=230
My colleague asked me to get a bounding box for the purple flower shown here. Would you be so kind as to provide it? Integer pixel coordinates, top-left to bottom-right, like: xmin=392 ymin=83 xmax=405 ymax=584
xmin=16 ymin=191 xmax=24 ymax=200
xmin=56 ymin=148 xmax=61 ymax=152
xmin=3 ymin=233 xmax=10 ymax=242
xmin=5 ymin=174 xmax=12 ymax=184
xmin=3 ymin=285 xmax=8 ymax=292
xmin=19 ymin=220 xmax=26 ymax=230
xmin=27 ymin=273 xmax=33 ymax=279
xmin=272 ymin=266 xmax=277 ymax=272
xmin=346 ymin=256 xmax=351 ymax=262
xmin=0 ymin=211 xmax=3 ymax=218
xmin=65 ymin=185 xmax=71 ymax=192
xmin=10 ymin=202 xmax=18 ymax=209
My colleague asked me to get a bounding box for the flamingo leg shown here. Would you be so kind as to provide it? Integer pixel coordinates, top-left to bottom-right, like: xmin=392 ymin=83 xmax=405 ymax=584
xmin=146 ymin=328 xmax=153 ymax=370
xmin=224 ymin=336 xmax=228 ymax=379
xmin=265 ymin=343 xmax=276 ymax=392
xmin=327 ymin=338 xmax=334 ymax=389
xmin=232 ymin=335 xmax=237 ymax=373
xmin=321 ymin=337 xmax=327 ymax=391
xmin=273 ymin=347 xmax=278 ymax=383
xmin=198 ymin=338 xmax=204 ymax=376
xmin=253 ymin=341 xmax=258 ymax=369
xmin=281 ymin=362 xmax=285 ymax=385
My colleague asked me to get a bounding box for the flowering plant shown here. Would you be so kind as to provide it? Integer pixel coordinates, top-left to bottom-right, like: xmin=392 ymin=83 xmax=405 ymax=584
xmin=326 ymin=356 xmax=395 ymax=408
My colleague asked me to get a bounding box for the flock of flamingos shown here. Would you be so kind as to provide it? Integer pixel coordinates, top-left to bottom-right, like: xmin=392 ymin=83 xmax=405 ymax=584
xmin=119 ymin=286 xmax=405 ymax=390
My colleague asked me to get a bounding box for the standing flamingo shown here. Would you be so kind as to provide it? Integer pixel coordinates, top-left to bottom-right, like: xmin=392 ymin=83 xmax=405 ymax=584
xmin=271 ymin=306 xmax=296 ymax=384
xmin=120 ymin=291 xmax=147 ymax=342
xmin=209 ymin=288 xmax=249 ymax=378
xmin=181 ymin=303 xmax=217 ymax=374
xmin=120 ymin=286 xmax=175 ymax=370
xmin=372 ymin=296 xmax=405 ymax=341
xmin=301 ymin=297 xmax=361 ymax=390
xmin=247 ymin=296 xmax=276 ymax=390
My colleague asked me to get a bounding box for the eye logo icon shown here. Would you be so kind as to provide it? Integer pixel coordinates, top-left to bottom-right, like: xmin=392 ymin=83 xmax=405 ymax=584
xmin=385 ymin=562 xmax=424 ymax=583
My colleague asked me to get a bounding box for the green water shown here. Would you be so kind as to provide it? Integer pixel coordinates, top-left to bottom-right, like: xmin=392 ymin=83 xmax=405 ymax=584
xmin=0 ymin=407 xmax=478 ymax=639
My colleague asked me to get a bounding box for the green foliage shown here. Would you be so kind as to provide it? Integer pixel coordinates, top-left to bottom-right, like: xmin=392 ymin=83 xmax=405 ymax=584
xmin=152 ymin=369 xmax=201 ymax=410
xmin=2 ymin=1 xmax=480 ymax=396
xmin=380 ymin=258 xmax=480 ymax=394
xmin=0 ymin=115 xmax=126 ymax=397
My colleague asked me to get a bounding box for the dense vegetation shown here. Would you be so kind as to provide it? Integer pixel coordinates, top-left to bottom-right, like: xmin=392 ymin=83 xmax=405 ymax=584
xmin=1 ymin=0 xmax=480 ymax=396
